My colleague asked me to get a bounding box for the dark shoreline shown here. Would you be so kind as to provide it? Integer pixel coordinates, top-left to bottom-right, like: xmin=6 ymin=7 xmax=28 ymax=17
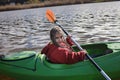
xmin=0 ymin=1 xmax=118 ymax=12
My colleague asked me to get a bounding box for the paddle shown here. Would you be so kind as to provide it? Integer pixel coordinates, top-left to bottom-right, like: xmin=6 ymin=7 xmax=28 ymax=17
xmin=46 ymin=9 xmax=111 ymax=80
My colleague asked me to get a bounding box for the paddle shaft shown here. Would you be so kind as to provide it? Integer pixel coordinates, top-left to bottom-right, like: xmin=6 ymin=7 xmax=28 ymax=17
xmin=55 ymin=21 xmax=111 ymax=80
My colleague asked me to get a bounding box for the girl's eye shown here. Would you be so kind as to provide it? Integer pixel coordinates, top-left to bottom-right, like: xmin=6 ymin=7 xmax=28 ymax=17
xmin=56 ymin=37 xmax=59 ymax=39
xmin=60 ymin=36 xmax=63 ymax=38
xmin=55 ymin=37 xmax=59 ymax=40
xmin=55 ymin=36 xmax=63 ymax=39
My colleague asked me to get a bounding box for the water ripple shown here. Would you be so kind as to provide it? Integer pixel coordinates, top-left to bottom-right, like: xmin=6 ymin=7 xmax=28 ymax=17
xmin=0 ymin=1 xmax=120 ymax=54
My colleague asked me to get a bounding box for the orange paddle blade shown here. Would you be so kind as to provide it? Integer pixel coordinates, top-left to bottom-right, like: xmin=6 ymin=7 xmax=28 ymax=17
xmin=46 ymin=9 xmax=56 ymax=23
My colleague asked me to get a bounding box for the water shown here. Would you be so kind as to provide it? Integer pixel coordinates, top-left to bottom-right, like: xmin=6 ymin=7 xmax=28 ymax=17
xmin=0 ymin=1 xmax=120 ymax=54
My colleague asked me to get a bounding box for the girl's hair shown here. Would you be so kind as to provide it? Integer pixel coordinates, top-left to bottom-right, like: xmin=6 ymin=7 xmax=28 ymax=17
xmin=50 ymin=26 xmax=64 ymax=46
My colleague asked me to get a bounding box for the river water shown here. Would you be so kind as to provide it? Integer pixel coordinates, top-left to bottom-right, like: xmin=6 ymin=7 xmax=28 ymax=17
xmin=0 ymin=1 xmax=120 ymax=54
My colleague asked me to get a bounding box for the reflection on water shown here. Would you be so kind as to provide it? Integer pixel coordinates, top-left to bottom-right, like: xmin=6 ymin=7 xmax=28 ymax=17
xmin=0 ymin=1 xmax=120 ymax=54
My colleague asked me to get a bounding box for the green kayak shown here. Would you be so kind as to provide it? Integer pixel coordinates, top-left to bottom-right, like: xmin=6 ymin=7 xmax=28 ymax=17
xmin=0 ymin=42 xmax=120 ymax=80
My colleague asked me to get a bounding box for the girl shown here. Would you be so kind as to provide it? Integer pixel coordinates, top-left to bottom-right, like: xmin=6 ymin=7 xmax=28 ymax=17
xmin=41 ymin=26 xmax=86 ymax=64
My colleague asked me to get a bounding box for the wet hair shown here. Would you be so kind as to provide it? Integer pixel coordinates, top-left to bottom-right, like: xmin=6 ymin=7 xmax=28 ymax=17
xmin=50 ymin=26 xmax=64 ymax=46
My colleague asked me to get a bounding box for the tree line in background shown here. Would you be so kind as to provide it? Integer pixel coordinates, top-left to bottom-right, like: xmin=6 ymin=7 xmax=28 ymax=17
xmin=0 ymin=0 xmax=43 ymax=5
xmin=0 ymin=0 xmax=119 ymax=6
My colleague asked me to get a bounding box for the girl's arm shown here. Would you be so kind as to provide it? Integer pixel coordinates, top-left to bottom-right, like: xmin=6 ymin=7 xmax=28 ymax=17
xmin=66 ymin=36 xmax=74 ymax=46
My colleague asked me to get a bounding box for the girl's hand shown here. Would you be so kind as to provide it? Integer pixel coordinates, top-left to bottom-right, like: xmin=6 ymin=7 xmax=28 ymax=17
xmin=66 ymin=36 xmax=74 ymax=46
xmin=80 ymin=49 xmax=87 ymax=54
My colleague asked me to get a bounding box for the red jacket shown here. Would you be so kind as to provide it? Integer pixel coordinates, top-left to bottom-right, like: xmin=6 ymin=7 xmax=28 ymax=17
xmin=41 ymin=37 xmax=85 ymax=64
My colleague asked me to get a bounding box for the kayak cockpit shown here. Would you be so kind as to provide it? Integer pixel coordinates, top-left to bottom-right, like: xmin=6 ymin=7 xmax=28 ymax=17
xmin=43 ymin=42 xmax=120 ymax=69
xmin=72 ymin=42 xmax=114 ymax=58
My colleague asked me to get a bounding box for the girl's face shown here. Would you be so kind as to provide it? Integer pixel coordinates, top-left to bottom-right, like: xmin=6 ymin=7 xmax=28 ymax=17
xmin=55 ymin=33 xmax=65 ymax=44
